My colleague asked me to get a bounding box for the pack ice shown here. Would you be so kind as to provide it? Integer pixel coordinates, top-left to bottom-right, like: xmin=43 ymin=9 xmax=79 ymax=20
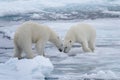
xmin=0 ymin=56 xmax=54 ymax=80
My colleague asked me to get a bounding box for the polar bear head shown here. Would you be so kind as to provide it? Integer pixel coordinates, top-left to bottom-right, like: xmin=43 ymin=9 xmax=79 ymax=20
xmin=54 ymin=36 xmax=63 ymax=52
xmin=49 ymin=30 xmax=63 ymax=52
xmin=63 ymin=31 xmax=75 ymax=53
xmin=63 ymin=39 xmax=73 ymax=53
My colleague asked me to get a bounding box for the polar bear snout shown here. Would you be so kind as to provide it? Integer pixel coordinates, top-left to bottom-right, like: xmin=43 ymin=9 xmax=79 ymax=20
xmin=63 ymin=40 xmax=73 ymax=53
xmin=55 ymin=38 xmax=63 ymax=52
xmin=58 ymin=44 xmax=63 ymax=52
xmin=63 ymin=47 xmax=68 ymax=53
xmin=63 ymin=46 xmax=70 ymax=53
xmin=59 ymin=48 xmax=63 ymax=52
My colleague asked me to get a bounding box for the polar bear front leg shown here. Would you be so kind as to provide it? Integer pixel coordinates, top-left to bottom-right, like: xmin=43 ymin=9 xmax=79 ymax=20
xmin=81 ymin=41 xmax=92 ymax=52
xmin=35 ymin=40 xmax=46 ymax=56
xmin=88 ymin=40 xmax=95 ymax=52
xmin=14 ymin=44 xmax=22 ymax=59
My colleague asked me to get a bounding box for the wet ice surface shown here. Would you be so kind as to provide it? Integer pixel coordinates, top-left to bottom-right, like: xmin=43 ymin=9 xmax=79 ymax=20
xmin=0 ymin=19 xmax=120 ymax=80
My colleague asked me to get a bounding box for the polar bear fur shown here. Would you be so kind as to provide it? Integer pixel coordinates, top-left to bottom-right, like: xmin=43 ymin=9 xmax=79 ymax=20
xmin=14 ymin=21 xmax=63 ymax=59
xmin=63 ymin=23 xmax=96 ymax=53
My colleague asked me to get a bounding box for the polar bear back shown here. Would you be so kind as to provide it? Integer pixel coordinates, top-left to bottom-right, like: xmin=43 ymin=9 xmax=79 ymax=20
xmin=66 ymin=23 xmax=96 ymax=42
xmin=14 ymin=21 xmax=51 ymax=43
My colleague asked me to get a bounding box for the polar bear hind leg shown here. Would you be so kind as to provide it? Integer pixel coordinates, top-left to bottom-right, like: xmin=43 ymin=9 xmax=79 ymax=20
xmin=88 ymin=39 xmax=95 ymax=52
xmin=81 ymin=40 xmax=92 ymax=52
xmin=22 ymin=40 xmax=35 ymax=59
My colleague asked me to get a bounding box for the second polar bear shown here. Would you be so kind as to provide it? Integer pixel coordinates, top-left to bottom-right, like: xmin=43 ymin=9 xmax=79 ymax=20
xmin=63 ymin=23 xmax=96 ymax=53
xmin=14 ymin=21 xmax=63 ymax=59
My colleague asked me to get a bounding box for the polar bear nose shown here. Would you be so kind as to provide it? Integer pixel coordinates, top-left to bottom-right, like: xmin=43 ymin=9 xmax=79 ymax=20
xmin=63 ymin=50 xmax=67 ymax=53
xmin=59 ymin=48 xmax=62 ymax=52
xmin=63 ymin=47 xmax=68 ymax=53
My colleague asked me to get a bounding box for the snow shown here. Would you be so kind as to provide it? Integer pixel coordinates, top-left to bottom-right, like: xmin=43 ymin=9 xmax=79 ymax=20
xmin=57 ymin=69 xmax=119 ymax=80
xmin=0 ymin=56 xmax=54 ymax=80
xmin=30 ymin=14 xmax=43 ymax=19
xmin=82 ymin=70 xmax=118 ymax=79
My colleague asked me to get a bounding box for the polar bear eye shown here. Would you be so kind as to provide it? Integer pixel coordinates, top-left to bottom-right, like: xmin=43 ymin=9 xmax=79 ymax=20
xmin=57 ymin=37 xmax=59 ymax=39
xmin=69 ymin=40 xmax=72 ymax=43
xmin=65 ymin=47 xmax=67 ymax=49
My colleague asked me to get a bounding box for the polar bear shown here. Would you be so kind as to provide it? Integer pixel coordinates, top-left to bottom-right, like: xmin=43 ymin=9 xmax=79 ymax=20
xmin=14 ymin=21 xmax=63 ymax=59
xmin=63 ymin=23 xmax=96 ymax=53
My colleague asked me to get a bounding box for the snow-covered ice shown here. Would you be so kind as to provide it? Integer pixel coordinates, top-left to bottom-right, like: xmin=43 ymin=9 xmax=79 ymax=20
xmin=0 ymin=0 xmax=120 ymax=79
xmin=0 ymin=0 xmax=120 ymax=21
xmin=82 ymin=70 xmax=118 ymax=79
xmin=0 ymin=56 xmax=54 ymax=80
xmin=0 ymin=18 xmax=120 ymax=80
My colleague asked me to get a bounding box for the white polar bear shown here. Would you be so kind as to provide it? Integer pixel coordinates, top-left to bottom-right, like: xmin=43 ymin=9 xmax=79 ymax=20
xmin=63 ymin=23 xmax=96 ymax=53
xmin=14 ymin=21 xmax=63 ymax=59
